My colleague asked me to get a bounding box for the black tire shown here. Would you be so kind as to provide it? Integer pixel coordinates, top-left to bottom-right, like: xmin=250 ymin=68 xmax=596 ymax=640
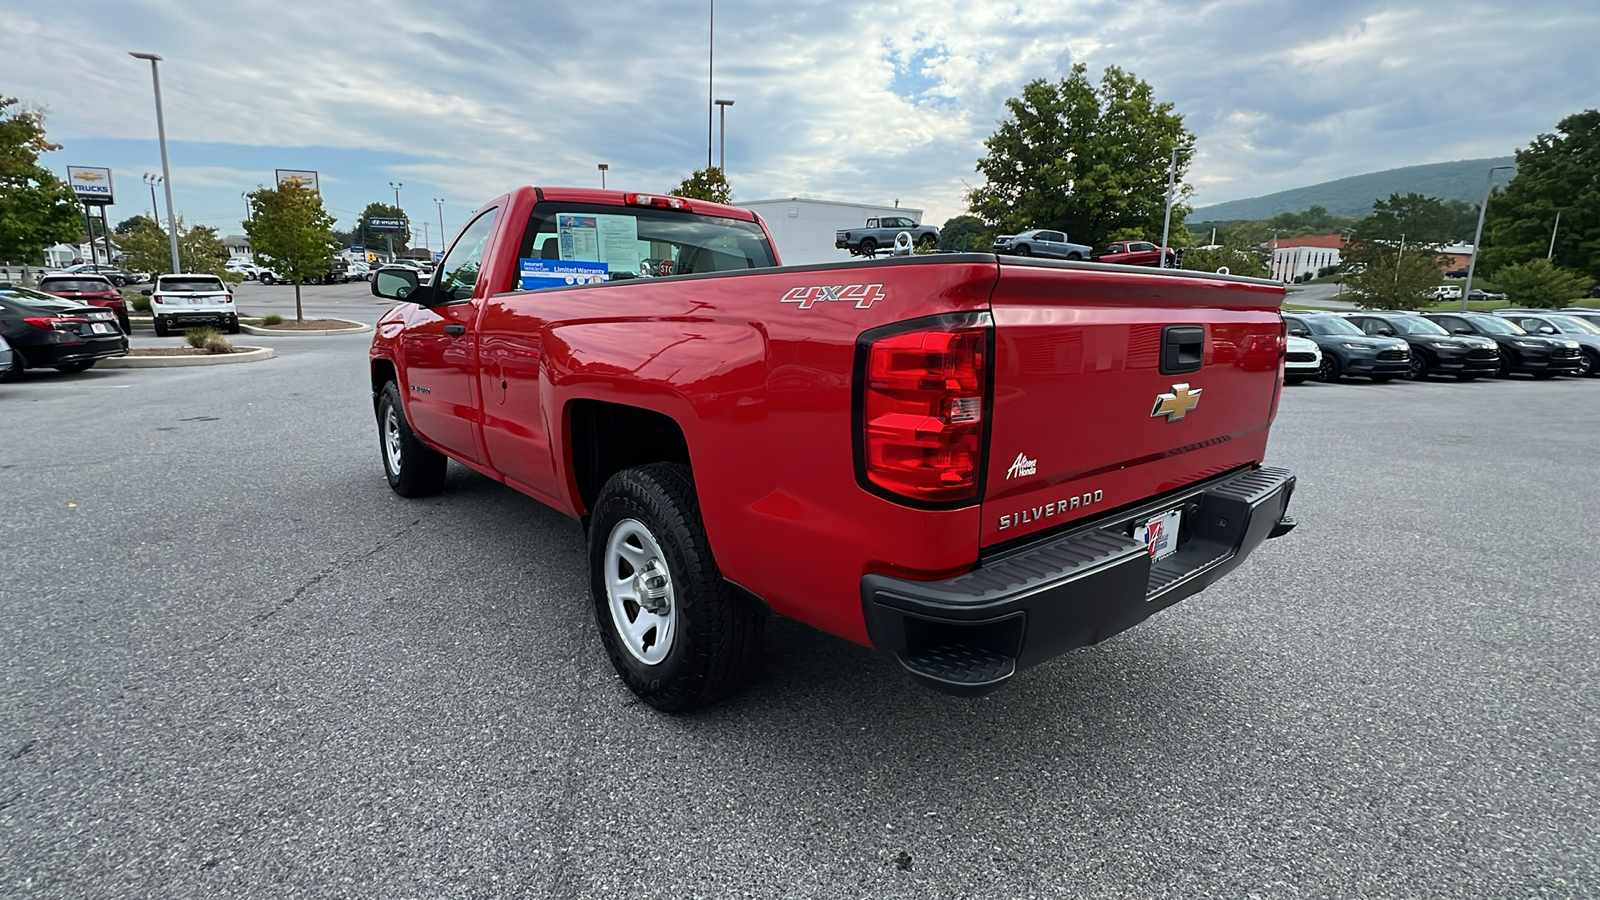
xmin=117 ymin=313 xmax=132 ymax=335
xmin=1316 ymin=354 xmax=1341 ymax=383
xmin=1066 ymin=252 xmax=1083 ymax=261
xmin=916 ymin=234 xmax=937 ymax=251
xmin=1577 ymin=349 xmax=1598 ymax=377
xmin=226 ymin=318 xmax=241 ymax=335
xmin=1014 ymin=244 xmax=1032 ymax=257
xmin=259 ymin=273 xmax=275 ymax=285
xmin=1406 ymin=354 xmax=1429 ymax=381
xmin=377 ymin=380 xmax=447 ymax=497
xmin=1497 ymin=356 xmax=1512 ymax=378
xmin=153 ymin=317 xmax=171 ymax=337
xmin=588 ymin=463 xmax=763 ymax=712
xmin=1284 ymin=375 xmax=1306 ymax=385
xmin=858 ymin=238 xmax=877 ymax=257
xmin=55 ymin=360 xmax=94 ymax=373
xmin=0 ymin=350 xmax=22 ymax=382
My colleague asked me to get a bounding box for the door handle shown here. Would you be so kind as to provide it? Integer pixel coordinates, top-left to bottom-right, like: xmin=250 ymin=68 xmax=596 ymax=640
xmin=444 ymin=323 xmax=466 ymax=336
xmin=1161 ymin=325 xmax=1204 ymax=374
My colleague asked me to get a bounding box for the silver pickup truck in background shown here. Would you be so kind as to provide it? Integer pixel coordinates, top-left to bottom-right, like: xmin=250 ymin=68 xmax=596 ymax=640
xmin=835 ymin=216 xmax=940 ymax=257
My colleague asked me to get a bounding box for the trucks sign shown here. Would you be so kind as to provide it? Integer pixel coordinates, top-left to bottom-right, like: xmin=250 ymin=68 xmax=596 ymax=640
xmin=67 ymin=166 xmax=115 ymax=204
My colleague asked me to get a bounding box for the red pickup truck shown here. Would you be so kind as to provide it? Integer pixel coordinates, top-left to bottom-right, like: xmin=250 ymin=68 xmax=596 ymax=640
xmin=1094 ymin=240 xmax=1177 ymax=268
xmin=369 ymin=187 xmax=1297 ymax=711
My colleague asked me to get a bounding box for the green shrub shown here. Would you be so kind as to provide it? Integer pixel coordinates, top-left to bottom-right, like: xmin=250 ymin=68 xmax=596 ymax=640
xmin=130 ymin=294 xmax=151 ymax=313
xmin=261 ymin=314 xmax=283 ymax=326
xmin=183 ymin=327 xmax=233 ymax=353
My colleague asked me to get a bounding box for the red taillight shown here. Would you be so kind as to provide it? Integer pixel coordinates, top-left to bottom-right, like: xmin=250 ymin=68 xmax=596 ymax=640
xmin=24 ymin=316 xmax=86 ymax=330
xmin=859 ymin=315 xmax=990 ymax=504
xmin=624 ymin=193 xmax=692 ymax=211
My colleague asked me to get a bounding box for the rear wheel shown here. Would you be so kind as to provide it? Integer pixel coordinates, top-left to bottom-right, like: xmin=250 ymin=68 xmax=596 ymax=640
xmin=1316 ymin=355 xmax=1341 ymax=383
xmin=916 ymin=234 xmax=937 ymax=251
xmin=377 ymin=380 xmax=448 ymax=497
xmin=858 ymin=238 xmax=877 ymax=257
xmin=117 ymin=313 xmax=132 ymax=334
xmin=588 ymin=463 xmax=763 ymax=712
xmin=1066 ymin=252 xmax=1083 ymax=261
xmin=153 ymin=317 xmax=171 ymax=337
xmin=55 ymin=361 xmax=94 ymax=373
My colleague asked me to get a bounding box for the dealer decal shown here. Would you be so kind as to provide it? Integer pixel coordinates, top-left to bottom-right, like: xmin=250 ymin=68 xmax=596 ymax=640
xmin=780 ymin=283 xmax=885 ymax=310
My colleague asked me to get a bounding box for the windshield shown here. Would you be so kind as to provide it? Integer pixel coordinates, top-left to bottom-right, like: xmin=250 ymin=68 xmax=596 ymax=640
xmin=39 ymin=279 xmax=114 ymax=292
xmin=1293 ymin=316 xmax=1362 ymax=336
xmin=520 ymin=201 xmax=776 ymax=287
xmin=161 ymin=277 xmax=227 ymax=292
xmin=1388 ymin=316 xmax=1448 ymax=336
xmin=1548 ymin=315 xmax=1600 ymax=334
xmin=1467 ymin=315 xmax=1523 ymax=335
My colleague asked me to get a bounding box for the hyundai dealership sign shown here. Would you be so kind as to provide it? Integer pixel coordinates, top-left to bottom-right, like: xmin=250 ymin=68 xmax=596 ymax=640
xmin=67 ymin=166 xmax=115 ymax=204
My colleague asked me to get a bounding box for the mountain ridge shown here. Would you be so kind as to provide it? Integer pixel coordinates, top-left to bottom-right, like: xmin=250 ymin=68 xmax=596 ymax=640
xmin=1193 ymin=157 xmax=1517 ymax=222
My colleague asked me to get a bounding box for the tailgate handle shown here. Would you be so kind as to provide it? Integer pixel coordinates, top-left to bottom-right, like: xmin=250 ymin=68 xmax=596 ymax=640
xmin=443 ymin=323 xmax=466 ymax=336
xmin=1161 ymin=325 xmax=1204 ymax=375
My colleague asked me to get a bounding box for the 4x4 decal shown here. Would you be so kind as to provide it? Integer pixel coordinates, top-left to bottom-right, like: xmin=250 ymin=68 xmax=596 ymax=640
xmin=781 ymin=283 xmax=885 ymax=310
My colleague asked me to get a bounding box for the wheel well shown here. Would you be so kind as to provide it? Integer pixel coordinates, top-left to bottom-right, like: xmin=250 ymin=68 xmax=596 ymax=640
xmin=371 ymin=359 xmax=397 ymax=409
xmin=569 ymin=400 xmax=691 ymax=514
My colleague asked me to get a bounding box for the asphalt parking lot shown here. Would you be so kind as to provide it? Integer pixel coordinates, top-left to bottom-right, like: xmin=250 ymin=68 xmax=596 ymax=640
xmin=2 ymin=308 xmax=1597 ymax=898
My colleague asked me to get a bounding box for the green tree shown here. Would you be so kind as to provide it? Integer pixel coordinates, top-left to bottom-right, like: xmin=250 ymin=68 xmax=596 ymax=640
xmin=1482 ymin=109 xmax=1600 ymax=282
xmin=669 ymin=167 xmax=732 ymax=204
xmin=1179 ymin=243 xmax=1269 ymax=279
xmin=115 ymin=214 xmax=153 ymax=235
xmin=966 ymin=64 xmax=1194 ymax=249
xmin=116 ymin=215 xmax=232 ymax=280
xmin=1353 ymin=193 xmax=1456 ymax=245
xmin=939 ymin=214 xmax=990 ymax=252
xmin=358 ymin=201 xmax=409 ymax=258
xmin=244 ymin=181 xmax=336 ymax=321
xmin=1343 ymin=245 xmax=1444 ymax=310
xmin=1493 ymin=257 xmax=1591 ymax=308
xmin=0 ymin=96 xmax=80 ymax=264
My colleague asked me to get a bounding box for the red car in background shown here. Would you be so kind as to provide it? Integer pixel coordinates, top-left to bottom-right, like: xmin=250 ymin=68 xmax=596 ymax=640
xmin=36 ymin=274 xmax=131 ymax=333
xmin=1094 ymin=240 xmax=1177 ymax=268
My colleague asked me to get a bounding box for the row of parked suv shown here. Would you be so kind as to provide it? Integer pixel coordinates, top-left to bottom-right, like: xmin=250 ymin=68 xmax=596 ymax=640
xmin=1284 ymin=308 xmax=1600 ymax=384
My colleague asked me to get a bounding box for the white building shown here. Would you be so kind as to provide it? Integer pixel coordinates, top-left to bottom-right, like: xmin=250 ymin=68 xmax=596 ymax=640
xmin=223 ymin=234 xmax=253 ymax=262
xmin=737 ymin=198 xmax=925 ymax=266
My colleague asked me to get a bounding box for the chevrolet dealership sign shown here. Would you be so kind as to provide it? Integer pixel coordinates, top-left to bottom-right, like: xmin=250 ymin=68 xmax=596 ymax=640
xmin=67 ymin=166 xmax=115 ymax=204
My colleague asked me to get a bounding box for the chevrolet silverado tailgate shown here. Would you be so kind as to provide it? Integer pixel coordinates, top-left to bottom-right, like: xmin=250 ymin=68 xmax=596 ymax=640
xmin=981 ymin=261 xmax=1285 ymax=549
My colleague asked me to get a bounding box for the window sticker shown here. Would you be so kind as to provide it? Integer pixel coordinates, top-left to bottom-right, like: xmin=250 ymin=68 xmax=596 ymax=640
xmin=556 ymin=212 xmax=644 ymax=275
xmin=520 ymin=258 xmax=609 ymax=290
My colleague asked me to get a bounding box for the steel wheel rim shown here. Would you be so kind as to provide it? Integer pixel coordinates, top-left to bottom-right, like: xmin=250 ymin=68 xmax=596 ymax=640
xmin=605 ymin=518 xmax=677 ymax=666
xmin=383 ymin=404 xmax=403 ymax=473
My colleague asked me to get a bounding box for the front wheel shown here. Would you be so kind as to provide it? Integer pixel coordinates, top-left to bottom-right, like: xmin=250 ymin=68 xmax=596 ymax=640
xmin=589 ymin=463 xmax=763 ymax=712
xmin=1013 ymin=244 xmax=1032 ymax=257
xmin=377 ymin=380 xmax=447 ymax=497
xmin=1577 ymin=350 xmax=1598 ymax=377
xmin=1406 ymin=354 xmax=1428 ymax=380
xmin=55 ymin=361 xmax=94 ymax=373
xmin=1316 ymin=355 xmax=1341 ymax=383
xmin=259 ymin=273 xmax=275 ymax=285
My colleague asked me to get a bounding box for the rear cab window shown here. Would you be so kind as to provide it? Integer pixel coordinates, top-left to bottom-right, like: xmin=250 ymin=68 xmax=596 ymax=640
xmin=515 ymin=201 xmax=777 ymax=289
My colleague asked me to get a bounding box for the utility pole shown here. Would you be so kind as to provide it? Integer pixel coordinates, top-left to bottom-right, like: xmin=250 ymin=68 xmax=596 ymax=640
xmin=1461 ymin=164 xmax=1515 ymax=312
xmin=1160 ymin=145 xmax=1193 ymax=268
xmin=130 ymin=52 xmax=181 ymax=274
xmin=715 ymin=99 xmax=734 ymax=173
xmin=433 ymin=197 xmax=446 ymax=251
xmin=1548 ymin=210 xmax=1561 ymax=259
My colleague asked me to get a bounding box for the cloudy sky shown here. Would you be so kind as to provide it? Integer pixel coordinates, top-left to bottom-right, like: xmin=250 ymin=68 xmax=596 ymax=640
xmin=7 ymin=0 xmax=1596 ymax=247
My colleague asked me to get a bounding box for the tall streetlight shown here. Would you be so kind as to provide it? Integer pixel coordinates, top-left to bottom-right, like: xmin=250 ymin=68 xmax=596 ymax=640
xmin=241 ymin=191 xmax=250 ymax=225
xmin=1460 ymin=164 xmax=1515 ymax=312
xmin=433 ymin=197 xmax=446 ymax=252
xmin=707 ymin=0 xmax=714 ymax=171
xmin=129 ymin=52 xmax=181 ymax=274
xmin=715 ymin=99 xmax=734 ymax=173
xmin=597 ymin=164 xmax=608 ymax=189
xmin=389 ymin=181 xmax=403 ymax=209
xmin=1159 ymin=145 xmax=1194 ymax=268
xmin=142 ymin=173 xmax=163 ymax=226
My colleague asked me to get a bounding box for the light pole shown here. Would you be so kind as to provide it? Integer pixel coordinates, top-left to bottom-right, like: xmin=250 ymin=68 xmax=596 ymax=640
xmin=707 ymin=0 xmax=714 ymax=172
xmin=715 ymin=99 xmax=734 ymax=173
xmin=129 ymin=52 xmax=181 ymax=274
xmin=143 ymin=173 xmax=162 ymax=226
xmin=1159 ymin=145 xmax=1194 ymax=268
xmin=1548 ymin=210 xmax=1561 ymax=259
xmin=241 ymin=190 xmax=250 ymax=225
xmin=389 ymin=181 xmax=403 ymax=209
xmin=433 ymin=197 xmax=446 ymax=251
xmin=597 ymin=164 xmax=608 ymax=189
xmin=1461 ymin=164 xmax=1515 ymax=312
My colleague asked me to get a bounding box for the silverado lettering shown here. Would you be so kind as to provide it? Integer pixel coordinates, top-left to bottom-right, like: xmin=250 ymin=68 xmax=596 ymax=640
xmin=368 ymin=185 xmax=1299 ymax=711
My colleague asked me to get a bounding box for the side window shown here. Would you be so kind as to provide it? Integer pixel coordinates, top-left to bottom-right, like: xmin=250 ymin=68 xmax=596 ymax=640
xmin=1041 ymin=231 xmax=1065 ymax=243
xmin=436 ymin=208 xmax=500 ymax=302
xmin=1435 ymin=316 xmax=1466 ymax=332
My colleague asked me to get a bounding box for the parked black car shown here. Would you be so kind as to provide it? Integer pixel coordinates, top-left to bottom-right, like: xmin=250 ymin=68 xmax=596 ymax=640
xmin=1282 ymin=313 xmax=1410 ymax=382
xmin=1419 ymin=312 xmax=1583 ymax=378
xmin=1492 ymin=311 xmax=1600 ymax=377
xmin=0 ymin=284 xmax=128 ymax=377
xmin=1341 ymin=311 xmax=1500 ymax=381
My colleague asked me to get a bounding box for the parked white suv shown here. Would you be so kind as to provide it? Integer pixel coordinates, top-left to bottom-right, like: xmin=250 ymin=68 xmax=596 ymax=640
xmin=145 ymin=274 xmax=239 ymax=336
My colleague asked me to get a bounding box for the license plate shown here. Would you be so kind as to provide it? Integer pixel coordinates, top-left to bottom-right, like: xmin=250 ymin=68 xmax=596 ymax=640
xmin=91 ymin=322 xmax=114 ymax=334
xmin=1136 ymin=509 xmax=1182 ymax=561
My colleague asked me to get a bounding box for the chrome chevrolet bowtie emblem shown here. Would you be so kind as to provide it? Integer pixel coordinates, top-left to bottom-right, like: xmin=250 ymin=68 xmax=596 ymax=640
xmin=1152 ymin=383 xmax=1202 ymax=422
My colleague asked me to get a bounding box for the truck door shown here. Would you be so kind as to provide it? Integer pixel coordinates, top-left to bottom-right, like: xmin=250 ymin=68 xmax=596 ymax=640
xmin=399 ymin=207 xmax=500 ymax=464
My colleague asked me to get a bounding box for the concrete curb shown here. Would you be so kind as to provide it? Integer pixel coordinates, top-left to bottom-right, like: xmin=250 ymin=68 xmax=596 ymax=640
xmin=99 ymin=347 xmax=276 ymax=368
xmin=240 ymin=318 xmax=371 ymax=336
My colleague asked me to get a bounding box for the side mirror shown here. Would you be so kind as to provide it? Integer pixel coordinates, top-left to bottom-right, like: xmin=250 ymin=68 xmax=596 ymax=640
xmin=1288 ymin=328 xmax=1308 ymax=337
xmin=1376 ymin=328 xmax=1396 ymax=336
xmin=372 ymin=267 xmax=420 ymax=301
xmin=1453 ymin=327 xmax=1472 ymax=334
xmin=1539 ymin=326 xmax=1557 ymax=335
